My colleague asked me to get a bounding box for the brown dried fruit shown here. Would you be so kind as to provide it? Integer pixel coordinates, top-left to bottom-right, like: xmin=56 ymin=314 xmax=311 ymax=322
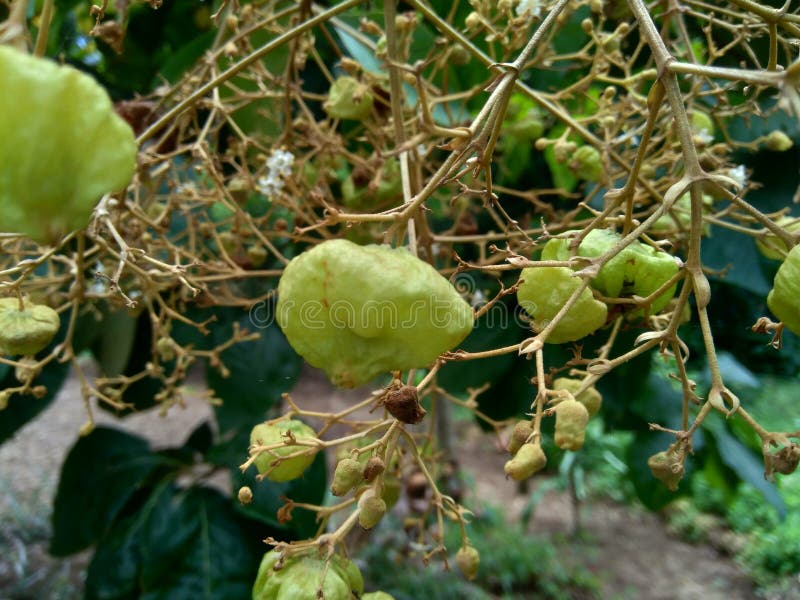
xmin=380 ymin=385 xmax=426 ymax=424
xmin=363 ymin=456 xmax=386 ymax=483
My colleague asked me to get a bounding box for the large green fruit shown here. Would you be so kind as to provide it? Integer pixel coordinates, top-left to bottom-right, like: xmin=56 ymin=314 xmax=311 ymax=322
xmin=543 ymin=229 xmax=678 ymax=315
xmin=0 ymin=46 xmax=136 ymax=243
xmin=516 ymin=266 xmax=607 ymax=343
xmin=250 ymin=420 xmax=317 ymax=482
xmin=277 ymin=240 xmax=474 ymax=387
xmin=0 ymin=298 xmax=60 ymax=356
xmin=252 ymin=550 xmax=364 ymax=600
xmin=767 ymin=244 xmax=800 ymax=334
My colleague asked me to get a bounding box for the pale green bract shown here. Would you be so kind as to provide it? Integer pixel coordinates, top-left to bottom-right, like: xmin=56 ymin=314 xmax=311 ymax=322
xmin=277 ymin=239 xmax=474 ymax=388
xmin=252 ymin=550 xmax=364 ymax=600
xmin=0 ymin=45 xmax=136 ymax=243
xmin=543 ymin=229 xmax=679 ymax=315
xmin=250 ymin=420 xmax=317 ymax=482
xmin=767 ymin=244 xmax=800 ymax=335
xmin=516 ymin=266 xmax=607 ymax=343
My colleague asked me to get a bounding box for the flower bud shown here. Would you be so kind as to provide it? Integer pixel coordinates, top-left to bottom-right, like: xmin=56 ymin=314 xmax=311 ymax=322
xmin=569 ymin=146 xmax=603 ymax=182
xmin=554 ymin=399 xmax=589 ymax=451
xmin=455 ymin=544 xmax=480 ymax=580
xmin=331 ymin=458 xmax=363 ymax=496
xmin=504 ymin=443 xmax=546 ymax=481
xmin=238 ymin=486 xmax=254 ymax=505
xmin=764 ymin=130 xmax=793 ymax=152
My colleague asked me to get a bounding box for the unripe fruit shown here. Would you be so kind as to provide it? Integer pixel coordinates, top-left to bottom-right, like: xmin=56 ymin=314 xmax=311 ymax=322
xmin=517 ymin=266 xmax=608 ymax=343
xmin=767 ymin=244 xmax=800 ymax=335
xmin=455 ymin=544 xmax=480 ymax=580
xmin=324 ymin=76 xmax=374 ymax=121
xmin=250 ymin=420 xmax=317 ymax=482
xmin=543 ymin=229 xmax=679 ymax=316
xmin=358 ymin=489 xmax=387 ymax=529
xmin=155 ymin=337 xmax=175 ymax=362
xmin=248 ymin=244 xmax=268 ymax=267
xmin=252 ymin=549 xmax=364 ymax=600
xmin=0 ymin=298 xmax=60 ymax=356
xmin=238 ymin=486 xmax=254 ymax=504
xmin=0 ymin=46 xmax=136 ymax=244
xmin=755 ymin=216 xmax=800 ymax=260
xmin=569 ymin=146 xmax=603 ymax=182
xmin=331 ymin=458 xmax=363 ymax=496
xmin=554 ymin=399 xmax=589 ymax=451
xmin=764 ymin=130 xmax=793 ymax=152
xmin=362 ymin=593 xmax=397 ymax=600
xmin=552 ymin=378 xmax=602 ymax=417
xmin=504 ymin=443 xmax=547 ymax=480
xmin=506 ymin=420 xmax=533 ymax=455
xmin=0 ymin=390 xmax=11 ymax=410
xmin=276 ymin=240 xmax=474 ymax=388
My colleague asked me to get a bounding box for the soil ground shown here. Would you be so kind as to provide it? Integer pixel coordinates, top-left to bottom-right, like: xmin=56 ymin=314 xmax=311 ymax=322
xmin=0 ymin=363 xmax=757 ymax=599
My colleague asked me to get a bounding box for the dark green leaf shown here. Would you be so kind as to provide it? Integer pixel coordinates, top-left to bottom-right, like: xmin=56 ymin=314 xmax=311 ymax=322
xmin=206 ymin=308 xmax=302 ymax=434
xmin=85 ymin=483 xmax=268 ymax=600
xmin=50 ymin=427 xmax=170 ymax=556
xmin=91 ymin=308 xmax=138 ymax=377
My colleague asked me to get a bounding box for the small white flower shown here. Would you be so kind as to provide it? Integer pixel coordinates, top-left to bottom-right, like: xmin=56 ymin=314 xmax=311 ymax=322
xmin=515 ymin=0 xmax=541 ymax=18
xmin=258 ymin=149 xmax=295 ymax=197
xmin=729 ymin=164 xmax=747 ymax=188
xmin=696 ymin=128 xmax=714 ymax=145
xmin=471 ymin=289 xmax=487 ymax=308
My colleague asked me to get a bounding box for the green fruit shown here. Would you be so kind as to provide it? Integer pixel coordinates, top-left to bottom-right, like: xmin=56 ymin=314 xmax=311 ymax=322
xmin=331 ymin=458 xmax=363 ymax=496
xmin=506 ymin=420 xmax=533 ymax=455
xmin=690 ymin=109 xmax=714 ymax=140
xmin=504 ymin=443 xmax=546 ymax=481
xmin=0 ymin=46 xmax=136 ymax=243
xmin=341 ymin=159 xmax=402 ymax=210
xmin=552 ymin=378 xmax=602 ymax=417
xmin=503 ymin=95 xmax=544 ymax=142
xmin=362 ymin=593 xmax=396 ymax=600
xmin=324 ymin=76 xmax=374 ymax=121
xmin=277 ymin=239 xmax=474 ymax=388
xmin=767 ymin=244 xmax=800 ymax=335
xmin=455 ymin=545 xmax=480 ymax=581
xmin=252 ymin=550 xmax=364 ymax=600
xmin=0 ymin=298 xmax=60 ymax=356
xmin=756 ymin=216 xmax=800 ymax=260
xmin=554 ymin=399 xmax=589 ymax=451
xmin=569 ymin=145 xmax=603 ymax=182
xmin=516 ymin=267 xmax=607 ymax=343
xmin=543 ymin=229 xmax=679 ymax=315
xmin=764 ymin=130 xmax=793 ymax=152
xmin=250 ymin=420 xmax=317 ymax=482
xmin=358 ymin=490 xmax=387 ymax=529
